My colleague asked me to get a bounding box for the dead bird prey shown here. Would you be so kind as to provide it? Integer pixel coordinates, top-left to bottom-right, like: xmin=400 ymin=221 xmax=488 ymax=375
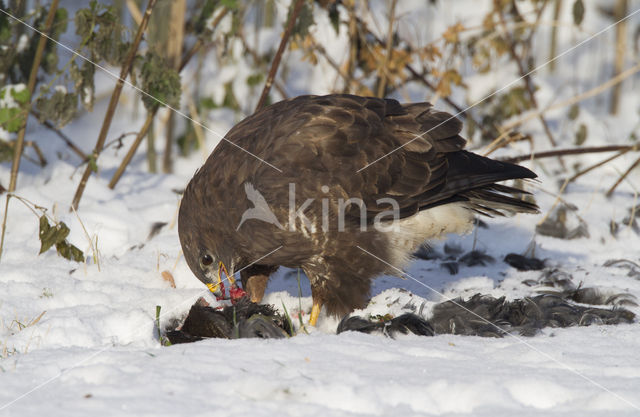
xmin=338 ymin=293 xmax=635 ymax=338
xmin=178 ymin=94 xmax=538 ymax=326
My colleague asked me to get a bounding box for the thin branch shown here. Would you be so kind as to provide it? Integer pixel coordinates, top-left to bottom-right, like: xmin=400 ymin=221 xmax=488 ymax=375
xmin=610 ymin=0 xmax=628 ymax=115
xmin=71 ymin=0 xmax=158 ymax=211
xmin=376 ymin=0 xmax=397 ymax=98
xmin=255 ymin=0 xmax=305 ymax=111
xmin=548 ymin=0 xmax=562 ymax=72
xmin=501 ymin=144 xmax=639 ymax=164
xmin=180 ymin=6 xmax=229 ymax=66
xmin=567 ymin=148 xmax=631 ymax=184
xmin=485 ymin=61 xmax=640 ymax=156
xmin=238 ymin=29 xmax=288 ymax=99
xmin=495 ymin=1 xmax=559 ymax=151
xmin=108 ymin=112 xmax=155 ymax=189
xmin=607 ymin=155 xmax=640 ymax=197
xmin=30 ymin=110 xmax=87 ymax=161
xmin=1 ymin=0 xmax=59 ymax=261
xmin=108 ymin=6 xmax=229 ymax=190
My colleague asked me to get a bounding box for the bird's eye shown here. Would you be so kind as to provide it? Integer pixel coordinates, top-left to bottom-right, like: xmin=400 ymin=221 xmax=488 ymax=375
xmin=201 ymin=254 xmax=214 ymax=266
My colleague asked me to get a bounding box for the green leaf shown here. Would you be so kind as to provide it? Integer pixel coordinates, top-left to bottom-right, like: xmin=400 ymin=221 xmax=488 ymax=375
xmin=0 ymin=7 xmax=11 ymax=42
xmin=10 ymin=87 xmax=30 ymax=104
xmin=328 ymin=3 xmax=340 ymax=35
xmin=575 ymin=123 xmax=588 ymax=145
xmin=572 ymin=0 xmax=585 ymax=26
xmin=38 ymin=216 xmax=71 ymax=255
xmin=35 ymin=89 xmax=77 ymax=128
xmin=87 ymin=154 xmax=98 ymax=173
xmin=55 ymin=241 xmax=85 ymax=262
xmin=0 ymin=140 xmax=13 ymax=162
xmin=246 ymin=73 xmax=264 ymax=87
xmin=195 ymin=0 xmax=217 ymax=34
xmin=220 ymin=0 xmax=238 ymax=9
xmin=38 ymin=216 xmax=54 ymax=254
xmin=139 ymin=52 xmax=181 ymax=111
xmin=568 ymin=103 xmax=580 ymax=120
xmin=289 ymin=1 xmax=314 ymax=38
xmin=0 ymin=107 xmax=26 ymax=132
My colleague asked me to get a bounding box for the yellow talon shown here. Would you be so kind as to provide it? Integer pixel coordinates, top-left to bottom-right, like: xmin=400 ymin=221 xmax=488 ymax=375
xmin=309 ymin=301 xmax=322 ymax=326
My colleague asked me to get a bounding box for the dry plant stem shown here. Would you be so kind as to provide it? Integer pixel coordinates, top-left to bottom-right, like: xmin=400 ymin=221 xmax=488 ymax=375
xmin=71 ymin=0 xmax=157 ymax=211
xmin=607 ymin=155 xmax=640 ymax=197
xmin=162 ymin=0 xmax=186 ymax=174
xmin=108 ymin=112 xmax=154 ymax=189
xmin=521 ymin=0 xmax=548 ymax=60
xmin=187 ymin=98 xmax=209 ymax=161
xmin=180 ymin=6 xmax=228 ymax=67
xmin=255 ymin=0 xmax=305 ymax=111
xmin=238 ymin=28 xmax=288 ymax=98
xmin=344 ymin=1 xmax=358 ymax=94
xmin=496 ymin=2 xmax=559 ymax=152
xmin=485 ymin=61 xmax=640 ymax=156
xmin=548 ymin=0 xmax=562 ymax=72
xmin=23 ymin=141 xmax=47 ymax=167
xmin=108 ymin=7 xmax=229 ymax=190
xmin=147 ymin=115 xmax=157 ymax=173
xmin=0 ymin=0 xmax=59 ymax=262
xmin=357 ymin=16 xmax=485 ymax=129
xmin=30 ymin=110 xmax=87 ymax=161
xmin=610 ymin=0 xmax=628 ymax=115
xmin=126 ymin=0 xmax=143 ymax=25
xmin=310 ymin=35 xmax=369 ymax=94
xmin=376 ymin=0 xmax=397 ymax=98
xmin=567 ymin=149 xmax=631 ymax=184
xmin=502 ymin=144 xmax=638 ymax=164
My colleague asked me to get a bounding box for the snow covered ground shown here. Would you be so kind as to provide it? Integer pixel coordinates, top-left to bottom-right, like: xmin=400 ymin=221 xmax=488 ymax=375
xmin=2 ymin=1 xmax=640 ymax=415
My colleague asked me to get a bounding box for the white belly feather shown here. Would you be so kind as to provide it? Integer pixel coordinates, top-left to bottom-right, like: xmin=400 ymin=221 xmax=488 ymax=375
xmin=383 ymin=203 xmax=475 ymax=267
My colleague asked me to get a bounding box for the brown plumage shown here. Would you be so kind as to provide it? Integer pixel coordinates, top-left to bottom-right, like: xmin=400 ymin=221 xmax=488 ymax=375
xmin=178 ymin=94 xmax=538 ymax=323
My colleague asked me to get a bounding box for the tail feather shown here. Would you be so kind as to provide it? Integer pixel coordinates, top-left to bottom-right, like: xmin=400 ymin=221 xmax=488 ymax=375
xmin=417 ymin=150 xmax=538 ymax=215
xmin=463 ymin=187 xmax=539 ymax=217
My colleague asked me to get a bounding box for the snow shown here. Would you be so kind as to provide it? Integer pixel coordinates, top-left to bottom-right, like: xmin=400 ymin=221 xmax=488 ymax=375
xmin=1 ymin=1 xmax=640 ymax=416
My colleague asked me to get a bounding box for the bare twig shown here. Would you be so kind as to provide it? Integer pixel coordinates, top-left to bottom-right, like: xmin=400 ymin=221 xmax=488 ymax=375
xmin=548 ymin=0 xmax=562 ymax=72
xmin=607 ymin=155 xmax=640 ymax=197
xmin=181 ymin=7 xmax=229 ymax=66
xmin=0 ymin=0 xmax=59 ymax=261
xmin=108 ymin=6 xmax=229 ymax=190
xmin=108 ymin=112 xmax=155 ymax=189
xmin=567 ymin=148 xmax=631 ymax=184
xmin=309 ymin=35 xmax=370 ymax=94
xmin=23 ymin=141 xmax=47 ymax=167
xmin=162 ymin=0 xmax=186 ymax=174
xmin=30 ymin=110 xmax=87 ymax=161
xmin=495 ymin=1 xmax=560 ymax=152
xmin=610 ymin=0 xmax=628 ymax=115
xmin=255 ymin=0 xmax=305 ymax=111
xmin=71 ymin=0 xmax=158 ymax=211
xmin=344 ymin=1 xmax=358 ymax=94
xmin=485 ymin=61 xmax=640 ymax=156
xmin=376 ymin=0 xmax=397 ymax=98
xmin=502 ymin=144 xmax=639 ymax=164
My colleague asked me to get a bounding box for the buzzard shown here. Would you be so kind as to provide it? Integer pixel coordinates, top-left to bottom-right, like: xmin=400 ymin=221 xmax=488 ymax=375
xmin=178 ymin=94 xmax=538 ymax=325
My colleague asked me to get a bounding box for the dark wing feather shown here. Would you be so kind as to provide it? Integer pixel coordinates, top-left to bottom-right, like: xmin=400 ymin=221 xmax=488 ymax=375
xmin=246 ymin=94 xmax=536 ymax=223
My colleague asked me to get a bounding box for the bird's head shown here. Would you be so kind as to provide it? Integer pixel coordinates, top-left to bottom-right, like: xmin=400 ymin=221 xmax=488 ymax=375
xmin=178 ymin=181 xmax=236 ymax=295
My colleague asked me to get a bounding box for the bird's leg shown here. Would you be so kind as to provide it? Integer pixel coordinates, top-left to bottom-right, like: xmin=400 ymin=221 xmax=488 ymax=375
xmin=243 ymin=274 xmax=269 ymax=303
xmin=309 ymin=285 xmax=323 ymax=326
xmin=309 ymin=299 xmax=322 ymax=326
xmin=240 ymin=265 xmax=277 ymax=303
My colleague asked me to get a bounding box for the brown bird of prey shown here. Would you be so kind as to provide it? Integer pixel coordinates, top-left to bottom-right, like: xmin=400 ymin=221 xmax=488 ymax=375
xmin=178 ymin=94 xmax=538 ymax=326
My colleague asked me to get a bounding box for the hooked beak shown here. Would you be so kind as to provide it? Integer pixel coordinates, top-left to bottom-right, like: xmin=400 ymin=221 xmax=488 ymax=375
xmin=206 ymin=261 xmax=239 ymax=299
